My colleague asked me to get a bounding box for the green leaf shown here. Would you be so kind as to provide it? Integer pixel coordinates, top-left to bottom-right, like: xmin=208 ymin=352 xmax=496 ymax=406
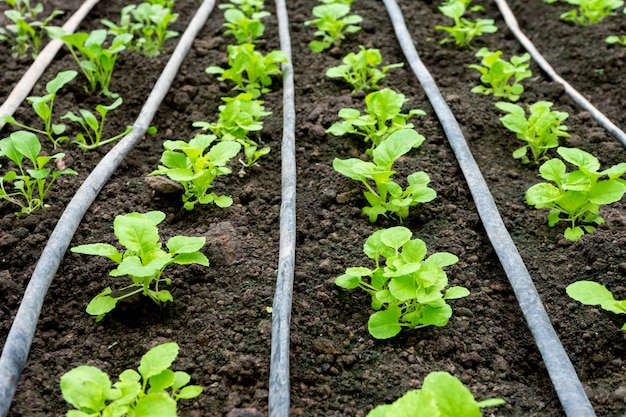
xmin=372 ymin=129 xmax=422 ymax=169
xmin=86 ymin=289 xmax=117 ymax=319
xmin=138 ymin=342 xmax=179 ymax=381
xmin=566 ymin=281 xmax=626 ymax=315
xmin=557 ymin=147 xmax=600 ymax=172
xmin=388 ymin=275 xmax=417 ymax=301
xmin=71 ymin=243 xmax=120 ymax=258
xmin=173 ymin=251 xmax=209 ymax=266
xmin=444 ymin=286 xmax=470 ymax=300
xmin=588 ymin=180 xmax=626 ymax=205
xmin=526 ymin=183 xmax=561 ymax=207
xmin=368 ymin=305 xmax=403 ymax=339
xmin=166 ymin=236 xmax=206 ymax=254
xmin=564 ymin=226 xmax=584 ymax=241
xmin=114 ymin=212 xmax=163 ymax=255
xmin=60 ymin=366 xmax=112 ymax=414
xmin=420 ymin=372 xmax=483 ymax=416
xmin=46 ymin=70 xmax=78 ymax=94
xmin=12 ymin=131 xmax=41 ymax=164
xmin=148 ymin=369 xmax=175 ymax=392
xmin=425 ymin=252 xmax=458 ymax=268
xmin=420 ymin=303 xmax=452 ymax=327
xmin=379 ymin=226 xmax=412 ymax=252
xmin=177 ymin=385 xmax=203 ymax=399
xmin=134 ymin=392 xmax=177 ymax=417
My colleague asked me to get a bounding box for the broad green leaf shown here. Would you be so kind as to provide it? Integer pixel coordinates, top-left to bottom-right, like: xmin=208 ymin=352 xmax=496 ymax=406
xmin=539 ymin=158 xmax=566 ymax=183
xmin=379 ymin=226 xmax=412 ymax=251
xmin=368 ymin=305 xmax=402 ymax=339
xmin=364 ymin=229 xmax=395 ymax=260
xmin=112 ymin=254 xmax=171 ymax=279
xmin=173 ymin=252 xmax=209 ymax=266
xmin=206 ymin=141 xmax=241 ymax=166
xmin=557 ymin=147 xmax=600 ymax=172
xmin=71 ymin=243 xmax=120 ymax=257
xmin=86 ymin=290 xmax=117 ymax=319
xmin=60 ymin=366 xmax=112 ymax=413
xmin=166 ymin=236 xmax=206 ymax=254
xmin=138 ymin=342 xmax=179 ymax=381
xmin=388 ymin=275 xmax=417 ymax=301
xmin=425 ymin=252 xmax=458 ymax=268
xmin=177 ymin=385 xmax=203 ymax=399
xmin=148 ymin=369 xmax=175 ymax=392
xmin=134 ymin=392 xmax=177 ymax=417
xmin=588 ymin=180 xmax=626 ymax=205
xmin=372 ymin=129 xmax=421 ymax=169
xmin=12 ymin=131 xmax=41 ymax=164
xmin=114 ymin=212 xmax=162 ymax=255
xmin=526 ymin=183 xmax=561 ymax=207
xmin=160 ymin=150 xmax=188 ymax=169
xmin=420 ymin=303 xmax=452 ymax=327
xmin=602 ymin=162 xmax=626 ymax=179
xmin=368 ymin=389 xmax=423 ymax=417
xmin=172 ymin=371 xmax=191 ymax=391
xmin=564 ymin=226 xmax=584 ymax=241
xmin=444 ymin=286 xmax=470 ymax=300
xmin=46 ymin=70 xmax=78 ymax=94
xmin=400 ymin=239 xmax=427 ymax=264
xmin=214 ymin=195 xmax=234 ymax=208
xmin=566 ymin=281 xmax=626 ymax=315
xmin=420 ymin=372 xmax=482 ymax=417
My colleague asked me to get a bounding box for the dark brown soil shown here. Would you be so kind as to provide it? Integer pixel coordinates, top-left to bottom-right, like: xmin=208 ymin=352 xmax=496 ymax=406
xmin=1 ymin=0 xmax=626 ymax=416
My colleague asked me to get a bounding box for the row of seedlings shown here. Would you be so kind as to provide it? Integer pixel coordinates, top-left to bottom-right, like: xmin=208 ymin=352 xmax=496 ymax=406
xmin=303 ymin=0 xmax=506 ymax=414
xmin=60 ymin=0 xmax=286 ymax=414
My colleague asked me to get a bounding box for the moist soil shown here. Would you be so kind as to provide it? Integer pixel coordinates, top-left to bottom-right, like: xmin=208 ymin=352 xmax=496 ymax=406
xmin=1 ymin=0 xmax=626 ymax=416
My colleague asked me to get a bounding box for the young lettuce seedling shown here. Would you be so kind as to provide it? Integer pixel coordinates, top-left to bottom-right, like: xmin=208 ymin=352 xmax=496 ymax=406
xmin=0 ymin=131 xmax=77 ymax=215
xmin=61 ymin=342 xmax=202 ymax=416
xmin=327 ymin=88 xmax=425 ymax=154
xmin=526 ymin=146 xmax=626 ymax=241
xmin=0 ymin=3 xmax=62 ymax=59
xmin=469 ymin=48 xmax=532 ymax=102
xmin=223 ymin=8 xmax=270 ymax=44
xmin=71 ymin=211 xmax=209 ymax=321
xmin=566 ymin=281 xmax=626 ymax=330
xmin=368 ymin=371 xmax=504 ymax=416
xmin=103 ymin=3 xmax=179 ymax=57
xmin=555 ymin=0 xmax=623 ymax=26
xmin=304 ymin=3 xmax=362 ymax=53
xmin=0 ymin=70 xmax=77 ymax=148
xmin=193 ymin=93 xmax=271 ymax=171
xmin=495 ymin=100 xmax=570 ymax=164
xmin=48 ymin=28 xmax=132 ymax=97
xmin=218 ymin=0 xmax=266 ymax=17
xmin=335 ymin=226 xmax=468 ymax=339
xmin=326 ymin=46 xmax=404 ymax=93
xmin=146 ymin=0 xmax=176 ymax=8
xmin=435 ymin=0 xmax=498 ymax=48
xmin=150 ymin=134 xmax=242 ymax=210
xmin=61 ymin=97 xmax=133 ymax=150
xmin=206 ymin=43 xmax=287 ymax=98
xmin=333 ymin=129 xmax=436 ymax=223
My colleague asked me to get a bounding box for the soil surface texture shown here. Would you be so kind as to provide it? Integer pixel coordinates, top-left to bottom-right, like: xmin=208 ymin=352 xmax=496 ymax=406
xmin=1 ymin=0 xmax=626 ymax=416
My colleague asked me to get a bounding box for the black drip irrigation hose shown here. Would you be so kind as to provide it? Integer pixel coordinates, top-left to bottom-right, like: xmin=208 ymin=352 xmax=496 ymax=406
xmin=0 ymin=1 xmax=216 ymax=415
xmin=494 ymin=0 xmax=626 ymax=148
xmin=0 ymin=0 xmax=101 ymax=131
xmin=383 ymin=0 xmax=596 ymax=416
xmin=268 ymin=0 xmax=296 ymax=415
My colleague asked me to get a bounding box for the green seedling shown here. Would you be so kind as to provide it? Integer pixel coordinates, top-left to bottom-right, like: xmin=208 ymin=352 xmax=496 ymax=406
xmin=0 ymin=70 xmax=77 ymax=148
xmin=335 ymin=226 xmax=467 ymax=339
xmin=193 ymin=93 xmax=271 ymax=171
xmin=435 ymin=0 xmax=497 ymax=48
xmin=526 ymin=146 xmax=626 ymax=241
xmin=469 ymin=48 xmax=532 ymax=102
xmin=206 ymin=43 xmax=287 ymax=98
xmin=150 ymin=134 xmax=241 ymax=210
xmin=218 ymin=0 xmax=265 ymax=17
xmin=304 ymin=3 xmax=362 ymax=53
xmin=48 ymin=28 xmax=132 ymax=97
xmin=71 ymin=211 xmax=209 ymax=321
xmin=567 ymin=281 xmax=626 ymax=330
xmin=61 ymin=97 xmax=133 ymax=150
xmin=327 ymin=88 xmax=426 ymax=154
xmin=0 ymin=3 xmax=62 ymax=59
xmin=61 ymin=342 xmax=202 ymax=417
xmin=326 ymin=47 xmax=404 ymax=93
xmin=368 ymin=371 xmax=505 ymax=416
xmin=223 ymin=8 xmax=270 ymax=44
xmin=103 ymin=3 xmax=179 ymax=57
xmin=333 ymin=129 xmax=436 ymax=223
xmin=0 ymin=131 xmax=77 ymax=215
xmin=606 ymin=31 xmax=626 ymax=46
xmin=555 ymin=0 xmax=623 ymax=26
xmin=146 ymin=0 xmax=176 ymax=8
xmin=2 ymin=0 xmax=39 ymax=16
xmin=495 ymin=101 xmax=570 ymax=164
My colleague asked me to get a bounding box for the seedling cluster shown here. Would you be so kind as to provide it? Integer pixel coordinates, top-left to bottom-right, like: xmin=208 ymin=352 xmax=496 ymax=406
xmin=305 ymin=2 xmax=362 ymax=52
xmin=545 ymin=0 xmax=624 ymax=26
xmin=435 ymin=0 xmax=498 ymax=48
xmin=0 ymin=0 xmax=63 ymax=59
xmin=61 ymin=342 xmax=202 ymax=416
xmin=469 ymin=48 xmax=532 ymax=102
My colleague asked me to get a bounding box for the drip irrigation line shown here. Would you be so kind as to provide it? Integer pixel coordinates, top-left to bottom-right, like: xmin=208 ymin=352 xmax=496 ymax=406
xmin=0 ymin=1 xmax=217 ymax=415
xmin=383 ymin=0 xmax=596 ymax=416
xmin=268 ymin=0 xmax=296 ymax=415
xmin=0 ymin=0 xmax=101 ymax=131
xmin=494 ymin=0 xmax=626 ymax=148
